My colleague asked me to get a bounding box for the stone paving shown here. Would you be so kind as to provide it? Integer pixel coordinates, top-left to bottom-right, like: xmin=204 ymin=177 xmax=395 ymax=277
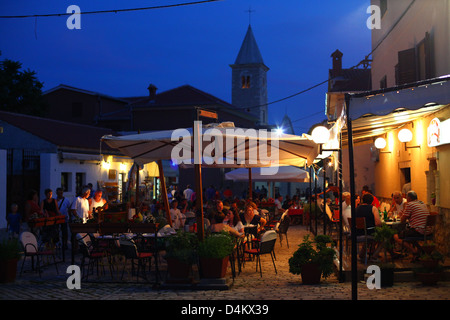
xmin=1 ymin=225 xmax=449 ymax=302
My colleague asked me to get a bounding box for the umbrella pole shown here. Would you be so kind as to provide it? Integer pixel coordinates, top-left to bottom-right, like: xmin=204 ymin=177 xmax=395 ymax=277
xmin=193 ymin=120 xmax=205 ymax=241
xmin=135 ymin=163 xmax=139 ymax=209
xmin=157 ymin=160 xmax=172 ymax=227
xmin=248 ymin=168 xmax=252 ymax=200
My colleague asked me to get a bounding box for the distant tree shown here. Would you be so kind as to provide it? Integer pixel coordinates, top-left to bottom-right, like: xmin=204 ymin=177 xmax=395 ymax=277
xmin=0 ymin=53 xmax=47 ymax=116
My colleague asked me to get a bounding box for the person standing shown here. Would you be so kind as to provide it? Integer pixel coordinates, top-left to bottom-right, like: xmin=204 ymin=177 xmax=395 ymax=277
xmin=6 ymin=203 xmax=21 ymax=237
xmin=56 ymin=187 xmax=71 ymax=249
xmin=40 ymin=189 xmax=61 ymax=217
xmin=70 ymin=186 xmax=91 ymax=223
xmin=183 ymin=185 xmax=194 ymax=203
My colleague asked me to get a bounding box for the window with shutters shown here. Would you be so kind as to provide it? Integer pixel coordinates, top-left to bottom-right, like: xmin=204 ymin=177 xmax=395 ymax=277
xmin=380 ymin=0 xmax=387 ymax=18
xmin=396 ymin=32 xmax=433 ymax=85
xmin=380 ymin=75 xmax=387 ymax=89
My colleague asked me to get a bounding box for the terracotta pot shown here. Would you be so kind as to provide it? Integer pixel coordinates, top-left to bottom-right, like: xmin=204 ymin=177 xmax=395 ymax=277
xmin=0 ymin=259 xmax=18 ymax=283
xmin=300 ymin=263 xmax=322 ymax=285
xmin=199 ymin=256 xmax=229 ymax=279
xmin=166 ymin=258 xmax=192 ymax=279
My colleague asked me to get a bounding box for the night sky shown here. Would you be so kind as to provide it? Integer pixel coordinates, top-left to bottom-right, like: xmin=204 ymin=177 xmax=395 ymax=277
xmin=0 ymin=0 xmax=371 ymax=133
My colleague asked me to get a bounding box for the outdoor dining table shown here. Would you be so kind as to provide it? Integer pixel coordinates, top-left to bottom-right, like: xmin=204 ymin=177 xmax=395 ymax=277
xmin=100 ymin=228 xmax=176 ymax=284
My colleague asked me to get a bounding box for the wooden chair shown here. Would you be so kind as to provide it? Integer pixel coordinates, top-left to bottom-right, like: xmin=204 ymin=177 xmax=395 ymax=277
xmin=402 ymin=213 xmax=438 ymax=255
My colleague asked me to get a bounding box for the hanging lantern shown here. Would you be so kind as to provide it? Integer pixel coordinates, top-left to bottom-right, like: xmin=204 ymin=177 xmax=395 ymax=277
xmin=398 ymin=128 xmax=413 ymax=143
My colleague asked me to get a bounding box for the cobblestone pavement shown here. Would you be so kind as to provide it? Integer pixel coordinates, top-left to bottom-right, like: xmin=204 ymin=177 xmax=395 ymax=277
xmin=1 ymin=225 xmax=449 ymax=302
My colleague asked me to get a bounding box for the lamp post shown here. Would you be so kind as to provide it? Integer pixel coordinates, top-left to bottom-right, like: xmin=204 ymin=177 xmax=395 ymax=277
xmin=312 ymin=125 xmax=343 ymax=279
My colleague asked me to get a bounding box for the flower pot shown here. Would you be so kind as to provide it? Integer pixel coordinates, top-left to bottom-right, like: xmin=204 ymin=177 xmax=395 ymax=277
xmin=166 ymin=258 xmax=192 ymax=279
xmin=300 ymin=263 xmax=322 ymax=285
xmin=380 ymin=267 xmax=394 ymax=287
xmin=199 ymin=256 xmax=229 ymax=279
xmin=416 ymin=272 xmax=442 ymax=286
xmin=0 ymin=259 xmax=19 ymax=283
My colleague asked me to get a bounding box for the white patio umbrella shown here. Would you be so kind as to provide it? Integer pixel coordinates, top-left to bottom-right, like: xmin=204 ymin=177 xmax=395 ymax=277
xmin=225 ymin=165 xmax=310 ymax=182
xmin=102 ymin=122 xmax=320 ymax=239
xmin=101 ymin=122 xmax=319 ymax=167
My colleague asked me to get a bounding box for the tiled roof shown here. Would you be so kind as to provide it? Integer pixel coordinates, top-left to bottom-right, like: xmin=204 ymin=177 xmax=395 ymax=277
xmin=0 ymin=110 xmax=117 ymax=152
xmin=129 ymin=84 xmax=236 ymax=108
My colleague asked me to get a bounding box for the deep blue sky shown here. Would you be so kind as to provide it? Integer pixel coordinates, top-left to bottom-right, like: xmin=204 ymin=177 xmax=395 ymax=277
xmin=0 ymin=0 xmax=371 ymax=134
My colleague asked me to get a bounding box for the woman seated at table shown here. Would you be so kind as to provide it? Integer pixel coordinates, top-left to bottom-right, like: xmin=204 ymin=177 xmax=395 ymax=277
xmin=355 ymin=193 xmax=382 ymax=261
xmin=239 ymin=205 xmax=267 ymax=232
xmin=209 ymin=213 xmax=243 ymax=238
xmin=224 ymin=207 xmax=244 ymax=235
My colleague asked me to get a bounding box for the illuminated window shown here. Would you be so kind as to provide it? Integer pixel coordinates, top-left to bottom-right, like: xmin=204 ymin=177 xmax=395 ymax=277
xmin=241 ymin=75 xmax=250 ymax=89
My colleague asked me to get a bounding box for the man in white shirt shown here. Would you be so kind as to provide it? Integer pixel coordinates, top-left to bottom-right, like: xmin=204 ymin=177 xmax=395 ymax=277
xmin=70 ymin=187 xmax=91 ymax=223
xmin=183 ymin=185 xmax=194 ymax=202
xmin=274 ymin=195 xmax=285 ymax=214
xmin=389 ymin=191 xmax=407 ymax=218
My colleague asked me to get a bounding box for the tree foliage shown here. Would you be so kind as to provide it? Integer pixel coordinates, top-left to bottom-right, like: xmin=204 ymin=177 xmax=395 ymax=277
xmin=0 ymin=53 xmax=47 ymax=116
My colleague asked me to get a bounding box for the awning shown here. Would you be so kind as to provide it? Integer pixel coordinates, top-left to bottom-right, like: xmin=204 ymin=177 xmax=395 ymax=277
xmin=341 ymin=75 xmax=450 ymax=145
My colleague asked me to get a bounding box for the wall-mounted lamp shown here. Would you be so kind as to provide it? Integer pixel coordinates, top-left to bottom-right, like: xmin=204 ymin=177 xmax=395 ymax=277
xmin=398 ymin=128 xmax=420 ymax=150
xmin=311 ymin=125 xmax=340 ymax=156
xmin=374 ymin=137 xmax=391 ymax=153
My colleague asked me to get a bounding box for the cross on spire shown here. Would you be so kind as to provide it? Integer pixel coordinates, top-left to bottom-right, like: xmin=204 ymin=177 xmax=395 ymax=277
xmin=245 ymin=6 xmax=255 ymax=25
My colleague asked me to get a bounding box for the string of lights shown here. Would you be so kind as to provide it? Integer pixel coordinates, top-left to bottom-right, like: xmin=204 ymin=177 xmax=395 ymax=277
xmin=0 ymin=0 xmax=223 ymax=18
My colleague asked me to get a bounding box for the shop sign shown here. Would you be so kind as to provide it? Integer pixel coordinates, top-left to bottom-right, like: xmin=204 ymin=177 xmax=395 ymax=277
xmin=428 ymin=117 xmax=450 ymax=147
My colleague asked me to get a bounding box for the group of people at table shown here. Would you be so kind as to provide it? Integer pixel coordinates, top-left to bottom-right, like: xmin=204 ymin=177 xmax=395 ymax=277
xmin=169 ymin=199 xmax=272 ymax=239
xmin=339 ymin=188 xmax=433 ymax=261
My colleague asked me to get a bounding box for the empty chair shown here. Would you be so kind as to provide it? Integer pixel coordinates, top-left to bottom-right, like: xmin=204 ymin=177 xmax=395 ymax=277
xmin=20 ymin=231 xmax=59 ymax=277
xmin=77 ymin=233 xmax=113 ymax=280
xmin=244 ymin=230 xmax=277 ymax=277
xmin=119 ymin=238 xmax=153 ymax=282
xmin=276 ymin=213 xmax=290 ymax=248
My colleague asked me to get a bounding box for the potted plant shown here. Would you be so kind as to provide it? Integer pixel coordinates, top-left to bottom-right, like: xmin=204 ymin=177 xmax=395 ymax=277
xmin=164 ymin=230 xmax=198 ymax=280
xmin=373 ymin=224 xmax=396 ymax=287
xmin=288 ymin=234 xmax=335 ymax=284
xmin=0 ymin=237 xmax=22 ymax=283
xmin=198 ymin=232 xmax=234 ymax=279
xmin=414 ymin=249 xmax=445 ymax=286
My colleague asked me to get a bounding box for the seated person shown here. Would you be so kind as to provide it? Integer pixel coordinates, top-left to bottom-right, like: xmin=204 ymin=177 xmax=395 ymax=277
xmin=355 ymin=193 xmax=382 ymax=235
xmin=169 ymin=200 xmax=186 ymax=230
xmin=388 ymin=191 xmax=407 ymax=219
xmin=240 ymin=205 xmax=266 ymax=231
xmin=355 ymin=193 xmax=382 ymax=261
xmin=393 ymin=191 xmax=430 ymax=256
xmin=209 ymin=213 xmax=243 ymax=238
xmin=225 ymin=208 xmax=244 ymax=234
